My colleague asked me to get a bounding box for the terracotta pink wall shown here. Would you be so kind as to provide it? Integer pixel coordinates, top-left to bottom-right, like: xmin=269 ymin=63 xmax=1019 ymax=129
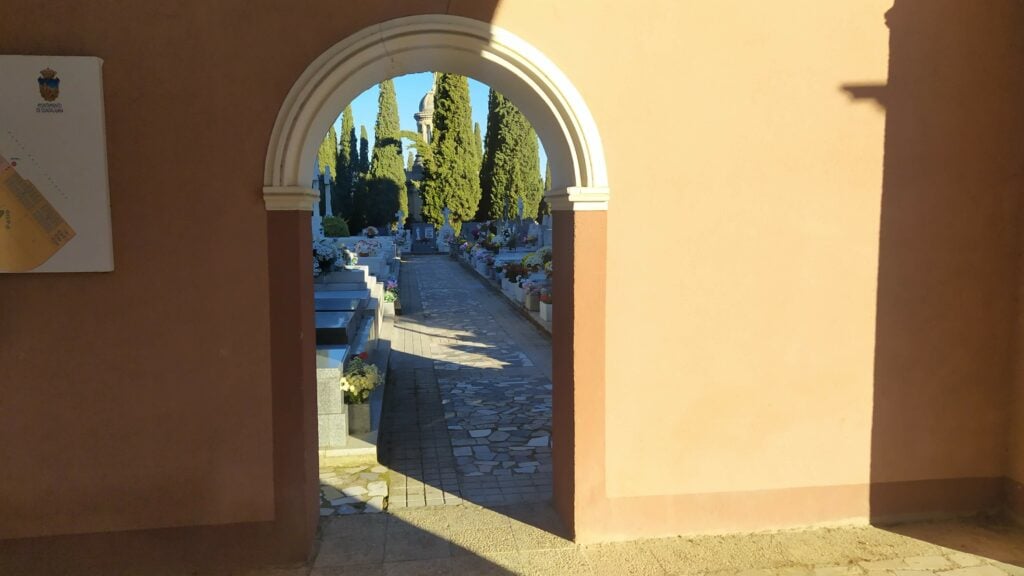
xmin=2 ymin=0 xmax=1022 ymax=550
xmin=0 ymin=0 xmax=484 ymax=541
xmin=493 ymin=0 xmax=1024 ymax=539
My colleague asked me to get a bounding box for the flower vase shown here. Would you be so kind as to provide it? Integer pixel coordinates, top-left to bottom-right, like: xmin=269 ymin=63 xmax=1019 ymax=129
xmin=383 ymin=301 xmax=396 ymax=316
xmin=347 ymin=402 xmax=371 ymax=435
xmin=539 ymin=301 xmax=552 ymax=322
xmin=525 ymin=291 xmax=540 ymax=311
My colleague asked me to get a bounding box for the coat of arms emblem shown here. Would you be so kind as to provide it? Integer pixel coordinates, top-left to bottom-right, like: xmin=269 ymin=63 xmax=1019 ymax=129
xmin=38 ymin=68 xmax=59 ymax=102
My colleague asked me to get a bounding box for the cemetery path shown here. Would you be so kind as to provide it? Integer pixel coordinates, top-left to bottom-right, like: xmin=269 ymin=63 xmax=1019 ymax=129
xmin=382 ymin=255 xmax=553 ymax=509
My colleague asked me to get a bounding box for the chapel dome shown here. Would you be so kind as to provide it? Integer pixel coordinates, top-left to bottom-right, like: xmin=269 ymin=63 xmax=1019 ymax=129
xmin=419 ymin=89 xmax=435 ymax=113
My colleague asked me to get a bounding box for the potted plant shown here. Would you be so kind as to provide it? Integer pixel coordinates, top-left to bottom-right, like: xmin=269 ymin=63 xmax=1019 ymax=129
xmin=340 ymin=354 xmax=380 ymax=435
xmin=539 ymin=289 xmax=552 ymax=322
xmin=382 ymin=278 xmax=399 ymax=316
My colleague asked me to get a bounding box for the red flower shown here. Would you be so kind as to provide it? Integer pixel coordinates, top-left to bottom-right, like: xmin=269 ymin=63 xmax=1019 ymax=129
xmin=358 ymin=352 xmax=369 ymax=360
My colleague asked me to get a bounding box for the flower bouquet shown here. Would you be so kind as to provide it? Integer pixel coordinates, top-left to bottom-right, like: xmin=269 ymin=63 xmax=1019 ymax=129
xmin=539 ymin=289 xmax=553 ymax=322
xmin=313 ymin=238 xmax=340 ymax=278
xmin=340 ymin=355 xmax=380 ymax=434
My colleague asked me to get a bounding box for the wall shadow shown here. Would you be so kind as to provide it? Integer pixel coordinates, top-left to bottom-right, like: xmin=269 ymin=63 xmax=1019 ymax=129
xmin=850 ymin=0 xmax=1024 ymax=532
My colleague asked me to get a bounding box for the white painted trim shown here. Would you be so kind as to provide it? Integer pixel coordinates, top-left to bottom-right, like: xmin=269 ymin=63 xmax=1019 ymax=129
xmin=546 ymin=186 xmax=610 ymax=212
xmin=264 ymin=15 xmax=608 ymax=212
xmin=263 ymin=186 xmax=320 ymax=211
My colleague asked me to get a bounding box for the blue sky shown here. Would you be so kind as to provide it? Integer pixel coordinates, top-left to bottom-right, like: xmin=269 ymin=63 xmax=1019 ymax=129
xmin=330 ymin=72 xmax=546 ymax=171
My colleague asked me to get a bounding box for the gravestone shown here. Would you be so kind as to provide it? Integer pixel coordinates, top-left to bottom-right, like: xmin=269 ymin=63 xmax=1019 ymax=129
xmin=410 ymin=222 xmax=436 ymax=254
xmin=541 ymin=214 xmax=553 ymax=247
xmin=436 ymin=206 xmax=455 ymax=253
xmin=324 ymin=165 xmax=333 ymax=216
xmin=527 ymin=219 xmax=542 ymax=245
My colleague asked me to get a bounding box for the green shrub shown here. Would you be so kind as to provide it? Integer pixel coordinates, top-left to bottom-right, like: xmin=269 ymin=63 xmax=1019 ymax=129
xmin=323 ymin=216 xmax=350 ymax=237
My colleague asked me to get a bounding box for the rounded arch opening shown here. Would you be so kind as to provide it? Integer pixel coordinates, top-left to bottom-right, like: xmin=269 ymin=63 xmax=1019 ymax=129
xmin=264 ymin=14 xmax=608 ymax=211
xmin=262 ymin=13 xmax=610 ymax=541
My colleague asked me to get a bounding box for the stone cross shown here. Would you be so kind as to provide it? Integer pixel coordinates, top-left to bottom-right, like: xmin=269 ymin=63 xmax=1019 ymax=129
xmin=324 ymin=166 xmax=333 ymax=216
xmin=442 ymin=206 xmax=451 ymax=228
xmin=312 ymin=206 xmax=324 ymax=241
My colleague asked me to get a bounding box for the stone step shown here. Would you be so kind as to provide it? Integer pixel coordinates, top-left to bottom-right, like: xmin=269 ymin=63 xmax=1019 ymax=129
xmin=314 ymin=293 xmax=367 ymax=312
xmin=318 ymin=282 xmax=371 ymax=292
xmin=315 ymin=311 xmax=356 ymax=345
xmin=320 ymin=267 xmax=369 ymax=284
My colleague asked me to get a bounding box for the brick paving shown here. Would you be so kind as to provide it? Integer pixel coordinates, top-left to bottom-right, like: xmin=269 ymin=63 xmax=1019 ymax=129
xmin=381 ymin=255 xmax=553 ymax=509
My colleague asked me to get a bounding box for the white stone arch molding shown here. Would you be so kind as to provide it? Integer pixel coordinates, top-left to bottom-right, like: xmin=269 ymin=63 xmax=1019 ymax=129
xmin=263 ymin=14 xmax=608 ymax=213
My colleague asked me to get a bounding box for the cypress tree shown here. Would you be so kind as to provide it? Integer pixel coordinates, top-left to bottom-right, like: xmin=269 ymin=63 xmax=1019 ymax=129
xmin=367 ymin=79 xmax=406 ymax=226
xmin=539 ymin=161 xmax=552 ymax=216
xmin=477 ymin=89 xmax=543 ymax=221
xmin=335 ymin=106 xmax=356 ymax=221
xmin=350 ymin=176 xmax=369 ymax=232
xmin=477 ymin=88 xmax=500 ymax=221
xmin=521 ymin=126 xmax=543 ymax=218
xmin=422 ymin=73 xmax=480 ymax=233
xmin=473 ymin=122 xmax=483 ymax=163
xmin=358 ymin=125 xmax=370 ymax=174
xmin=316 ymin=125 xmax=338 ymax=216
xmin=406 ymin=151 xmax=415 ymax=172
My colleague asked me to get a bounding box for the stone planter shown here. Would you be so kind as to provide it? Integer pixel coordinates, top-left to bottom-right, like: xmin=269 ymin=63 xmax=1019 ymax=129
xmin=524 ymin=290 xmax=540 ymax=311
xmin=348 ymin=402 xmax=371 ymax=435
xmin=514 ymin=285 xmax=525 ymax=304
xmin=539 ymin=301 xmax=552 ymax=322
xmin=476 ymin=261 xmax=488 ymax=276
xmin=383 ymin=301 xmax=396 ymax=316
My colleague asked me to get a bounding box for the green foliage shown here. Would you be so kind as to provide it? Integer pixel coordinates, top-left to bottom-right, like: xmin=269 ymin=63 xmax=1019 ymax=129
xmin=322 ymin=215 xmax=351 ymax=237
xmin=473 ymin=122 xmax=483 ymax=163
xmin=406 ymin=151 xmax=415 ymax=171
xmin=358 ymin=125 xmax=370 ymax=174
xmin=318 ymin=125 xmax=338 ymax=177
xmin=401 ymin=130 xmax=432 ymax=164
xmin=335 ymin=106 xmax=356 ymax=221
xmin=367 ymin=79 xmax=406 ymax=226
xmin=349 ymin=175 xmax=369 ymax=232
xmin=340 ymin=357 xmax=379 ymax=404
xmin=422 ymin=73 xmax=480 ymax=235
xmin=539 ymin=161 xmax=552 ymax=216
xmin=316 ymin=125 xmax=338 ymax=216
xmin=477 ymin=89 xmax=500 ymax=221
xmin=478 ymin=89 xmax=544 ymax=221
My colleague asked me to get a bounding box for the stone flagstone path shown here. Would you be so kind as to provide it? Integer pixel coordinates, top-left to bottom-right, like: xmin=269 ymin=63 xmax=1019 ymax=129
xmin=382 ymin=255 xmax=553 ymax=508
xmin=318 ymin=464 xmax=388 ymax=516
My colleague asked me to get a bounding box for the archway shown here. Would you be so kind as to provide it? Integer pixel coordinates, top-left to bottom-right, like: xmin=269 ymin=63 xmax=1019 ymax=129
xmin=263 ymin=14 xmax=609 ymax=539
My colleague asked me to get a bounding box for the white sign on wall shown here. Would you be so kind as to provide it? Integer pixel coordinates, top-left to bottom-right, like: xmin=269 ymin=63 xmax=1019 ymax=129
xmin=0 ymin=56 xmax=114 ymax=273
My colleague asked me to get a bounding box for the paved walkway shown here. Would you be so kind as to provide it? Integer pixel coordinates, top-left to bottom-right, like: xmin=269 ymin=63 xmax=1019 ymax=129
xmin=276 ymin=256 xmax=1024 ymax=576
xmin=257 ymin=509 xmax=1024 ymax=576
xmin=382 ymin=255 xmax=553 ymax=509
